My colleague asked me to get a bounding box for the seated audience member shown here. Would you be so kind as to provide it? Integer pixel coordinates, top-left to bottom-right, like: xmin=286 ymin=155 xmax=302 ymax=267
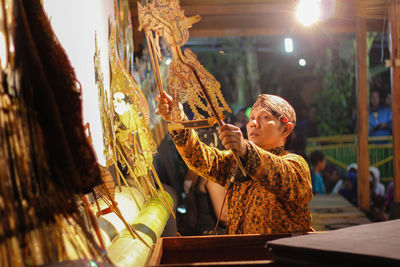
xmin=339 ymin=172 xmax=358 ymax=206
xmin=310 ymin=150 xmax=326 ymax=195
xmin=369 ymin=167 xmax=387 ymax=221
xmin=322 ymin=165 xmax=342 ymax=194
xmin=332 ymin=163 xmax=357 ymax=194
xmin=369 ymin=166 xmax=385 ymax=197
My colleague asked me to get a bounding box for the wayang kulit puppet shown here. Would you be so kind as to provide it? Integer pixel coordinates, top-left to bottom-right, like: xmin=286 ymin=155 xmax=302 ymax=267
xmin=138 ymin=0 xmax=246 ymax=175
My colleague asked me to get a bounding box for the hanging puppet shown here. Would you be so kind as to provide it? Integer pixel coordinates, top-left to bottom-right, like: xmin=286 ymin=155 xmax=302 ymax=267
xmin=138 ymin=0 xmax=232 ymax=129
xmin=138 ymin=0 xmax=246 ymax=175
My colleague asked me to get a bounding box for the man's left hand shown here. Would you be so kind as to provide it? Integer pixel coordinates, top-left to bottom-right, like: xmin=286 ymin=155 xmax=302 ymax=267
xmin=218 ymin=124 xmax=247 ymax=158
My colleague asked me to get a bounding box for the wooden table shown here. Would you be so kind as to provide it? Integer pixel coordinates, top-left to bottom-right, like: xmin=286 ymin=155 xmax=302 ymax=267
xmin=310 ymin=194 xmax=370 ymax=231
xmin=267 ymin=219 xmax=400 ymax=266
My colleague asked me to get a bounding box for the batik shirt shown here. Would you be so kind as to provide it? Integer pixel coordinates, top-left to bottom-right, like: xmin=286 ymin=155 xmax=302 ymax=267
xmin=170 ymin=128 xmax=312 ymax=234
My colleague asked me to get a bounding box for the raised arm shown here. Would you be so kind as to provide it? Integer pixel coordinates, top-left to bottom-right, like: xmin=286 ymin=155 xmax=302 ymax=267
xmin=156 ymin=93 xmax=235 ymax=186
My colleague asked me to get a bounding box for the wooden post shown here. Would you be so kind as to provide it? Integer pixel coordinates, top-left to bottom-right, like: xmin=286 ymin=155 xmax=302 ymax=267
xmin=356 ymin=18 xmax=370 ymax=212
xmin=389 ymin=0 xmax=400 ymax=219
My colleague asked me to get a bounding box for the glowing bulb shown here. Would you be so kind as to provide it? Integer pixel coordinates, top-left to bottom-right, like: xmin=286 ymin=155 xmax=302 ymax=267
xmin=296 ymin=0 xmax=321 ymax=27
xmin=284 ymin=38 xmax=293 ymax=53
xmin=299 ymin=58 xmax=306 ymax=66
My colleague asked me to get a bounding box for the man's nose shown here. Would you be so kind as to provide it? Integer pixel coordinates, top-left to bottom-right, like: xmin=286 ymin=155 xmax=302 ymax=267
xmin=249 ymin=119 xmax=258 ymax=128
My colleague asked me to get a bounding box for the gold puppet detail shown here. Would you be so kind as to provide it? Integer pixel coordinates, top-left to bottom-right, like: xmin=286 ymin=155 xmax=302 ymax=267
xmin=138 ymin=0 xmax=232 ymax=126
xmin=138 ymin=0 xmax=247 ymax=176
xmin=94 ymin=28 xmax=176 ymax=242
xmin=109 ymin=23 xmax=157 ymax=177
xmin=108 ymin=23 xmax=176 ymax=218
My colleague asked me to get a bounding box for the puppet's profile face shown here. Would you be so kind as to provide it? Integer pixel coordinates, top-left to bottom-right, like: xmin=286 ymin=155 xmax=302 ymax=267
xmin=113 ymin=92 xmax=129 ymax=115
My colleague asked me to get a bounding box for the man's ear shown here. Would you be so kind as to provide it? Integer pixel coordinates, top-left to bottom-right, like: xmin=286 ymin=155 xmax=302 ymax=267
xmin=282 ymin=122 xmax=294 ymax=138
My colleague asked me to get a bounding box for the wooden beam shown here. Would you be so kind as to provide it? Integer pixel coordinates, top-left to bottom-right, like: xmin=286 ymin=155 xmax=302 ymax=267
xmin=181 ymin=3 xmax=296 ymax=16
xmin=356 ymin=18 xmax=370 ymax=212
xmin=187 ymin=18 xmax=385 ymax=37
xmin=130 ymin=1 xmax=384 ymax=38
xmin=181 ymin=0 xmax=274 ymax=5
xmin=389 ymin=0 xmax=400 ymax=217
xmin=190 ymin=14 xmax=295 ymax=29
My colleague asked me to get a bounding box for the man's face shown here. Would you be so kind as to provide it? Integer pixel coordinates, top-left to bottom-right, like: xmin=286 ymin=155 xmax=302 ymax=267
xmin=246 ymin=106 xmax=286 ymax=150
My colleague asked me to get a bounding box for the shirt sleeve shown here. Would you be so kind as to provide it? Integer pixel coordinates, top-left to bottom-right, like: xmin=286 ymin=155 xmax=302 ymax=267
xmin=243 ymin=141 xmax=312 ymax=202
xmin=169 ymin=128 xmax=236 ymax=186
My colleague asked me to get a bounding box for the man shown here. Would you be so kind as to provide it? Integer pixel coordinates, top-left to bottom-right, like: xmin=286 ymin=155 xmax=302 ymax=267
xmin=369 ymin=90 xmax=392 ymax=137
xmin=156 ymin=93 xmax=312 ymax=234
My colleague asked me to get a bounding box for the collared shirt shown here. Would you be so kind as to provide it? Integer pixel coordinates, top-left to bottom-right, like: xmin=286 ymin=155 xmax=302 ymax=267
xmin=170 ymin=128 xmax=312 ymax=234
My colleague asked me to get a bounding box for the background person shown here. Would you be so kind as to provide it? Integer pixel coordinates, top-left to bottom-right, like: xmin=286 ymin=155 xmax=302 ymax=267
xmin=309 ymin=150 xmax=326 ymax=195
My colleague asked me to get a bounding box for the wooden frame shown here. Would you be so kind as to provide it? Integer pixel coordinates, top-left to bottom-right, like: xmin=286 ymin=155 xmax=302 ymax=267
xmin=148 ymin=233 xmax=305 ymax=266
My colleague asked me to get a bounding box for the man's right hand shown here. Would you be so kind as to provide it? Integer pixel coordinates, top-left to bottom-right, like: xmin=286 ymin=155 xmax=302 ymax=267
xmin=155 ymin=93 xmax=185 ymax=122
xmin=155 ymin=93 xmax=173 ymax=121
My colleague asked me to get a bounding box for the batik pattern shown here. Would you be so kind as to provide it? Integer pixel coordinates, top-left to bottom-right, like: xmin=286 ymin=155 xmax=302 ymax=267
xmin=170 ymin=128 xmax=312 ymax=234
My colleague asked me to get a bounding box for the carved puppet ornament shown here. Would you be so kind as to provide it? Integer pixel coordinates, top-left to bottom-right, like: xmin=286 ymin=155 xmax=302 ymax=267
xmin=138 ymin=0 xmax=232 ymax=130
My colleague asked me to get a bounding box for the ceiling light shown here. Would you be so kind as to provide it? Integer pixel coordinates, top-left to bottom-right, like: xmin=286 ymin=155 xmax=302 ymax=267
xmin=284 ymin=38 xmax=293 ymax=53
xmin=296 ymin=0 xmax=321 ymax=27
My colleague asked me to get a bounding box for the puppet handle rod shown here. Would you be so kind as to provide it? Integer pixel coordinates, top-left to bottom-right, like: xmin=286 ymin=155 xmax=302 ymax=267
xmin=145 ymin=32 xmax=165 ymax=97
xmin=190 ymin=67 xmax=247 ymax=177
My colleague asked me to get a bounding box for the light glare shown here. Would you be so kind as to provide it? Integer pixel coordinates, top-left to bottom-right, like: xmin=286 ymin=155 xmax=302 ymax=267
xmin=0 ymin=32 xmax=7 ymax=69
xmin=299 ymin=58 xmax=306 ymax=66
xmin=296 ymin=0 xmax=321 ymax=26
xmin=284 ymin=38 xmax=293 ymax=53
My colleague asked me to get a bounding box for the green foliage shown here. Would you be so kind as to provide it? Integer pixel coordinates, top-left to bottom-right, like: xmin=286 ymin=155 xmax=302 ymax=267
xmin=314 ymin=33 xmax=380 ymax=136
xmin=315 ymin=48 xmax=356 ymax=136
